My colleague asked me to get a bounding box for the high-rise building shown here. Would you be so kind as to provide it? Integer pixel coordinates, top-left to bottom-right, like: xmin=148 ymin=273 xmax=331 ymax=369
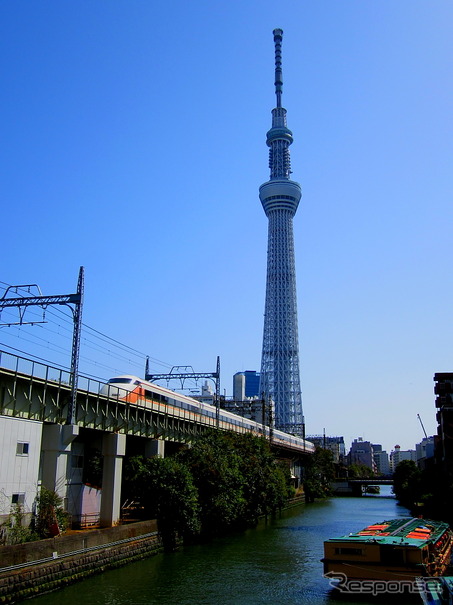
xmin=389 ymin=445 xmax=417 ymax=472
xmin=416 ymin=436 xmax=435 ymax=462
xmin=233 ymin=371 xmax=260 ymax=401
xmin=372 ymin=444 xmax=390 ymax=476
xmin=259 ymin=29 xmax=304 ymax=436
xmin=433 ymin=373 xmax=453 ymax=474
xmin=348 ymin=438 xmax=376 ymax=472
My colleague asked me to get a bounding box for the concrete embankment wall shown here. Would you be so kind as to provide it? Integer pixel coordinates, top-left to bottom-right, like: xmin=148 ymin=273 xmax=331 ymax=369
xmin=284 ymin=494 xmax=305 ymax=508
xmin=0 ymin=520 xmax=162 ymax=604
xmin=0 ymin=497 xmax=306 ymax=603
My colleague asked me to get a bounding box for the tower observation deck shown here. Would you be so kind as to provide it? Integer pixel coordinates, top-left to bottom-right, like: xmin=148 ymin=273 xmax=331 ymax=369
xmin=259 ymin=29 xmax=304 ymax=436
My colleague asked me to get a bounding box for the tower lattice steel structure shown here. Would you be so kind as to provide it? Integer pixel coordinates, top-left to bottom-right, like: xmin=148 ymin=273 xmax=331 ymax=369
xmin=259 ymin=29 xmax=304 ymax=436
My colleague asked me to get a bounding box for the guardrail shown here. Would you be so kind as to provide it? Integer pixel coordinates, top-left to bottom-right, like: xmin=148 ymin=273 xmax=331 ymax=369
xmin=0 ymin=531 xmax=158 ymax=574
xmin=0 ymin=349 xmax=105 ymax=397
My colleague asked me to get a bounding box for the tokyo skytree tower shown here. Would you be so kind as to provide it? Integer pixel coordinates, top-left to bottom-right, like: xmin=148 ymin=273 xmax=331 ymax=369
xmin=259 ymin=29 xmax=304 ymax=436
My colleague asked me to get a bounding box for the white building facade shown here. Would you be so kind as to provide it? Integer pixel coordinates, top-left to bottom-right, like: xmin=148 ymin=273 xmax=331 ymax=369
xmin=0 ymin=415 xmax=42 ymax=522
xmin=390 ymin=445 xmax=417 ymax=472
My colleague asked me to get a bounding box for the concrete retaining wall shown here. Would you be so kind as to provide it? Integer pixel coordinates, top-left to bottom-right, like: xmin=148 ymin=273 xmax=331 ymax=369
xmin=0 ymin=498 xmax=307 ymax=603
xmin=0 ymin=521 xmax=162 ymax=604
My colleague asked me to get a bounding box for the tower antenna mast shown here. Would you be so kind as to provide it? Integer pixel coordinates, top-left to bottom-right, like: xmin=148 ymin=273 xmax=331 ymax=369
xmin=259 ymin=29 xmax=304 ymax=436
xmin=274 ymin=27 xmax=283 ymax=108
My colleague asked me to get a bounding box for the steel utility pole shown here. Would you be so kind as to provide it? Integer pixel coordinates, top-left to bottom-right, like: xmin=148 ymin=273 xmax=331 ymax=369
xmin=0 ymin=266 xmax=84 ymax=424
xmin=145 ymin=356 xmax=221 ymax=427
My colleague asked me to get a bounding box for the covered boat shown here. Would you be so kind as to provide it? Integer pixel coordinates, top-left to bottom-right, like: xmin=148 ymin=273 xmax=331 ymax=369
xmin=322 ymin=518 xmax=453 ymax=581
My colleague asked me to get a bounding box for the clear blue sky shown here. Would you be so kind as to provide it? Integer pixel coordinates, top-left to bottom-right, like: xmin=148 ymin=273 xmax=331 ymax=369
xmin=1 ymin=1 xmax=452 ymax=454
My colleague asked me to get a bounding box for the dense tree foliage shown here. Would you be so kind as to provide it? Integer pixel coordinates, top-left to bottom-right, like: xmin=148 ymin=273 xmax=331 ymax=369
xmin=302 ymin=447 xmax=335 ymax=502
xmin=392 ymin=460 xmax=422 ymax=509
xmin=347 ymin=463 xmax=375 ymax=479
xmin=124 ymin=455 xmax=200 ymax=550
xmin=392 ymin=460 xmax=453 ymax=524
xmin=179 ymin=432 xmax=247 ymax=534
xmin=124 ymin=431 xmax=294 ymax=547
xmin=182 ymin=432 xmax=294 ymax=533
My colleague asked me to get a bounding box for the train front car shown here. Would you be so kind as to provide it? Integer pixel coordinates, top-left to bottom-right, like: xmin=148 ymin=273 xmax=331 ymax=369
xmin=100 ymin=375 xmax=143 ymax=403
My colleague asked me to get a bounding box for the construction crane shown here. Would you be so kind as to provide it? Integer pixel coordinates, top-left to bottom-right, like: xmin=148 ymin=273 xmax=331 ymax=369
xmin=417 ymin=413 xmax=428 ymax=439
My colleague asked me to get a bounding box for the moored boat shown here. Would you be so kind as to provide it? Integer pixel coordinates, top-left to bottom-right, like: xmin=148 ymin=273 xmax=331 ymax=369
xmin=365 ymin=485 xmax=380 ymax=494
xmin=418 ymin=577 xmax=453 ymax=604
xmin=322 ymin=518 xmax=453 ymax=581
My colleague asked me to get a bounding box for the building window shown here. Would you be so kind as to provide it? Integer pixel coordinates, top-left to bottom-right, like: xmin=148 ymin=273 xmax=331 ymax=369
xmin=16 ymin=442 xmax=29 ymax=456
xmin=11 ymin=493 xmax=25 ymax=505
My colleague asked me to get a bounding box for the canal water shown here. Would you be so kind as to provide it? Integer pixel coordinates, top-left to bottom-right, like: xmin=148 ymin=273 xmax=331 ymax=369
xmin=34 ymin=487 xmax=419 ymax=605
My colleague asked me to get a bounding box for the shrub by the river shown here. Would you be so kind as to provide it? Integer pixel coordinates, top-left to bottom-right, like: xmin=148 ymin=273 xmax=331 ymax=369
xmin=35 ymin=487 xmax=70 ymax=538
xmin=0 ymin=487 xmax=68 ymax=545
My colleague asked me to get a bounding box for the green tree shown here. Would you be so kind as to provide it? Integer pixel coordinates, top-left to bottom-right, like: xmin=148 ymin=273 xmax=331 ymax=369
xmin=125 ymin=455 xmax=200 ymax=550
xmin=421 ymin=468 xmax=453 ymax=525
xmin=178 ymin=431 xmax=246 ymax=535
xmin=179 ymin=431 xmax=293 ymax=533
xmin=348 ymin=463 xmax=375 ymax=479
xmin=303 ymin=447 xmax=335 ymax=502
xmin=392 ymin=460 xmax=422 ymax=509
xmin=228 ymin=433 xmax=293 ymax=524
xmin=124 ymin=431 xmax=295 ymax=545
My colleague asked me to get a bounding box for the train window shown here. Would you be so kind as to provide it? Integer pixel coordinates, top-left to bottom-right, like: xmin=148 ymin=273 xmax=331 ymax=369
xmin=108 ymin=378 xmax=132 ymax=384
xmin=144 ymin=390 xmax=154 ymax=400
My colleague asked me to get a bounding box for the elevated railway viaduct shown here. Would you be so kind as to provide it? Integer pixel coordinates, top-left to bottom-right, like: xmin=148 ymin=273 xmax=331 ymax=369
xmin=0 ymin=351 xmax=313 ymax=527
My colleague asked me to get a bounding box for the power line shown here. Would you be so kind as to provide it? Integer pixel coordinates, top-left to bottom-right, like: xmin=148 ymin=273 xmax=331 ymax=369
xmin=0 ymin=279 xmax=176 ymax=378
